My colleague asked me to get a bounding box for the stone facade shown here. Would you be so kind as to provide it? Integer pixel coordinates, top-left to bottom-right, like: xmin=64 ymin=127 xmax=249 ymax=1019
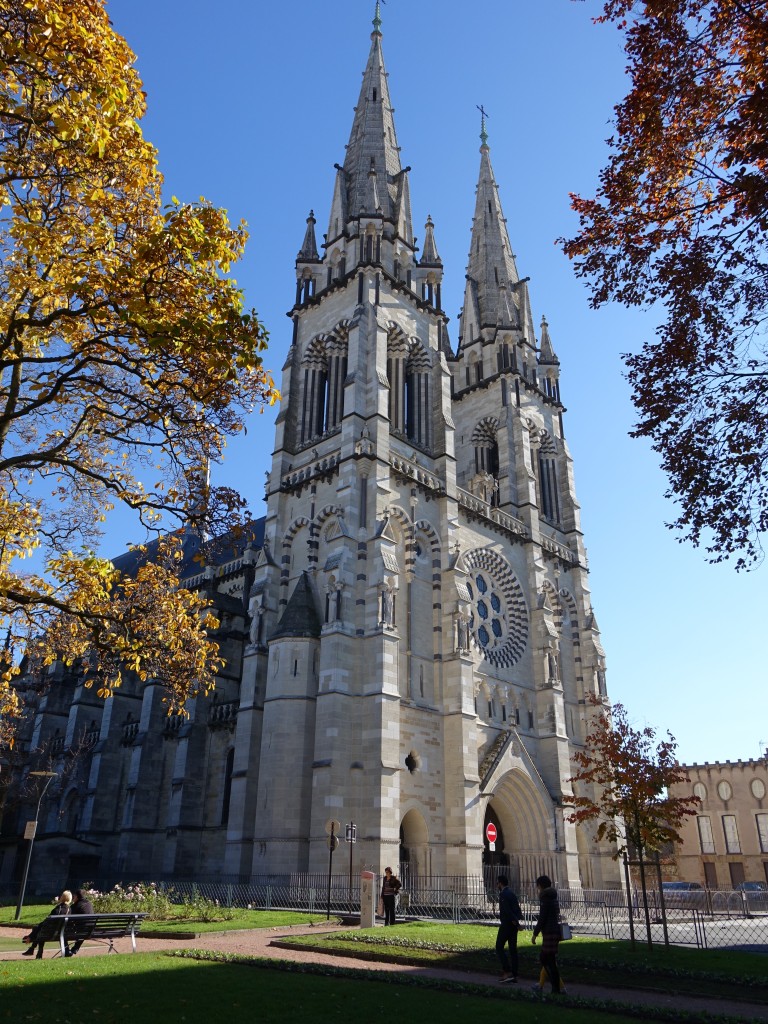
xmin=0 ymin=11 xmax=620 ymax=893
xmin=669 ymin=759 xmax=768 ymax=889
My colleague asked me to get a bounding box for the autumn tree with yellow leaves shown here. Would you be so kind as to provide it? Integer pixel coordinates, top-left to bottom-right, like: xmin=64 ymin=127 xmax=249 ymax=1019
xmin=0 ymin=0 xmax=277 ymax=731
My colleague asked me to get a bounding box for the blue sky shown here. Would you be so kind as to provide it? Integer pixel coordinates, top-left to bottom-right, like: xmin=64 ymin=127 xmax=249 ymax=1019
xmin=103 ymin=0 xmax=766 ymax=767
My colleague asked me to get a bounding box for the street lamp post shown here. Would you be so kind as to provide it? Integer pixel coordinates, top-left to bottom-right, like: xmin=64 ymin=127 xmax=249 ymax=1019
xmin=14 ymin=771 xmax=57 ymax=920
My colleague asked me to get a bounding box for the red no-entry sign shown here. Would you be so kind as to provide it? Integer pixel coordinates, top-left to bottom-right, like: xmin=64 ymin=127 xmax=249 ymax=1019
xmin=486 ymin=822 xmax=497 ymax=844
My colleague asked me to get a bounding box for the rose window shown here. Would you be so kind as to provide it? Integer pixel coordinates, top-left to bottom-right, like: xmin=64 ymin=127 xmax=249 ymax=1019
xmin=462 ymin=550 xmax=528 ymax=668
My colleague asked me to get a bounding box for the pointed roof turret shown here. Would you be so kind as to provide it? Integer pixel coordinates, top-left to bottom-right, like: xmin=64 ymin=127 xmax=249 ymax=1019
xmin=339 ymin=6 xmax=409 ymax=232
xmin=539 ymin=315 xmax=559 ymax=364
xmin=420 ymin=215 xmax=442 ymax=266
xmin=459 ymin=116 xmax=522 ymax=344
xmin=297 ymin=210 xmax=319 ymax=261
xmin=270 ymin=572 xmax=321 ymax=641
xmin=519 ymin=278 xmax=537 ymax=347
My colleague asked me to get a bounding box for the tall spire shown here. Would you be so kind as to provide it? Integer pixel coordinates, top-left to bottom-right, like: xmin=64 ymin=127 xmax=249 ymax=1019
xmin=339 ymin=8 xmax=407 ymax=227
xmin=539 ymin=315 xmax=559 ymax=364
xmin=297 ymin=209 xmax=319 ymax=261
xmin=459 ymin=119 xmax=521 ymax=344
xmin=420 ymin=215 xmax=442 ymax=266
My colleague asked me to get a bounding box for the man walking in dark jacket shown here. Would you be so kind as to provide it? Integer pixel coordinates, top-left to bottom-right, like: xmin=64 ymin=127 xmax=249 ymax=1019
xmin=65 ymin=888 xmax=94 ymax=957
xmin=495 ymin=875 xmax=522 ymax=982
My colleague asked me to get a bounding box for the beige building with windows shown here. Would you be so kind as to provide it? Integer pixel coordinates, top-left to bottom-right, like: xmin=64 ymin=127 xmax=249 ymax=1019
xmin=669 ymin=758 xmax=768 ymax=889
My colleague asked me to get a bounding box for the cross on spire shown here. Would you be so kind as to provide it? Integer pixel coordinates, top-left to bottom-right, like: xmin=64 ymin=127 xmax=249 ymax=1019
xmin=373 ymin=0 xmax=384 ymax=33
xmin=477 ymin=104 xmax=489 ymax=146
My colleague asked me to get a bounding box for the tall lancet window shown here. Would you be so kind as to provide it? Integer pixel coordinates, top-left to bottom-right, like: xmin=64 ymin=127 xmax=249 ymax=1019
xmin=387 ymin=328 xmax=409 ymax=436
xmin=387 ymin=327 xmax=432 ymax=450
xmin=300 ymin=333 xmax=348 ymax=444
xmin=323 ymin=334 xmax=347 ymax=432
xmin=538 ymin=431 xmax=561 ymax=524
xmin=405 ymin=343 xmax=431 ymax=449
xmin=301 ymin=338 xmax=327 ymax=443
xmin=471 ymin=417 xmax=500 ymax=506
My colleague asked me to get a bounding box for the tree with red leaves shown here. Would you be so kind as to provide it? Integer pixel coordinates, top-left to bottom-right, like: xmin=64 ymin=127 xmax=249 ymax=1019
xmin=562 ymin=0 xmax=768 ymax=569
xmin=567 ymin=696 xmax=699 ymax=946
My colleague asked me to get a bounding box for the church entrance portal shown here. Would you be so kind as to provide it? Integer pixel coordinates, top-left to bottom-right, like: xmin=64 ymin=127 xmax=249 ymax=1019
xmin=399 ymin=809 xmax=429 ymax=885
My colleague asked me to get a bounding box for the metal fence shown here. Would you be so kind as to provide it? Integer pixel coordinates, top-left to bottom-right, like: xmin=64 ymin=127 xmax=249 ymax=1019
xmin=3 ymin=875 xmax=767 ymax=950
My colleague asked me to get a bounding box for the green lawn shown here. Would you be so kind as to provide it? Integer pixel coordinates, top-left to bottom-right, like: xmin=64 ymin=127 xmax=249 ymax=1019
xmin=0 ymin=904 xmax=336 ymax=933
xmin=275 ymin=921 xmax=768 ymax=1002
xmin=0 ymin=950 xmax=662 ymax=1024
xmin=0 ymin=903 xmax=56 ymax=926
xmin=141 ymin=910 xmax=336 ymax=934
xmin=4 ymin=910 xmax=766 ymax=1015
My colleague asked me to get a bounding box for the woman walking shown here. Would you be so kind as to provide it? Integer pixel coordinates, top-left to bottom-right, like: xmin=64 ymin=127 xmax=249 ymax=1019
xmin=531 ymin=874 xmax=566 ymax=995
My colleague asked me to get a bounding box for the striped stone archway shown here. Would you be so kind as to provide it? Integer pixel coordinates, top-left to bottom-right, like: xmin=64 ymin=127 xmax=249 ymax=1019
xmin=485 ymin=767 xmax=559 ymax=889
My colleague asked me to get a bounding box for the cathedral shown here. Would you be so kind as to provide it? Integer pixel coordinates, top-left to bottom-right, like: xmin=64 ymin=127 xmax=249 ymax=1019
xmin=0 ymin=8 xmax=620 ymax=894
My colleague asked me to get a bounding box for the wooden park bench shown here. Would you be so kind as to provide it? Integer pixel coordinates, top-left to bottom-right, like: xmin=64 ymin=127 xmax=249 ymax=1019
xmin=32 ymin=912 xmax=148 ymax=957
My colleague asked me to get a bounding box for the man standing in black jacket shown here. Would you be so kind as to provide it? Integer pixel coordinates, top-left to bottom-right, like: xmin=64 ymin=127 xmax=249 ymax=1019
xmin=64 ymin=888 xmax=94 ymax=957
xmin=495 ymin=875 xmax=522 ymax=982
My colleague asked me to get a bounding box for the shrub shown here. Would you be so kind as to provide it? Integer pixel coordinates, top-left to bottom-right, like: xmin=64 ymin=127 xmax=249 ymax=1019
xmin=83 ymin=882 xmax=235 ymax=922
xmin=86 ymin=882 xmax=176 ymax=919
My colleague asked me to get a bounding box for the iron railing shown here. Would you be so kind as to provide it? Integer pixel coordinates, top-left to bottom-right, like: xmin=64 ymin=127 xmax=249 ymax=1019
xmin=3 ymin=875 xmax=766 ymax=950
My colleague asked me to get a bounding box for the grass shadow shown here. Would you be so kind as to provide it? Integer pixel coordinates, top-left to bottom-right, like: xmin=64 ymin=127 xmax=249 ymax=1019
xmin=0 ymin=951 xmax=641 ymax=1024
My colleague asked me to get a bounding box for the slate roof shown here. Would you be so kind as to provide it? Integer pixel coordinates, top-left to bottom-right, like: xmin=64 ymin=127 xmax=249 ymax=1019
xmin=110 ymin=518 xmax=265 ymax=582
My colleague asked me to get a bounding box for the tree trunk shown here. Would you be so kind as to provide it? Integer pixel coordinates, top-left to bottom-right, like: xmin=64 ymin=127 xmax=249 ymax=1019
xmin=634 ymin=810 xmax=653 ymax=949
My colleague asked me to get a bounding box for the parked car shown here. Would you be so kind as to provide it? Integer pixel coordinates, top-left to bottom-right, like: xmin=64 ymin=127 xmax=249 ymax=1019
xmin=660 ymin=881 xmax=707 ymax=910
xmin=735 ymin=882 xmax=768 ymax=914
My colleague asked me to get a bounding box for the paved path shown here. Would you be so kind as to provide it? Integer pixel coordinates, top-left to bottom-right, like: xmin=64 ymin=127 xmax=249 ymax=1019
xmin=2 ymin=923 xmax=765 ymax=1021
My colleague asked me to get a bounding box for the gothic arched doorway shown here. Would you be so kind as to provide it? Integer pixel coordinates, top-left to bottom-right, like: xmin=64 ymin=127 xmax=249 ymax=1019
xmin=399 ymin=808 xmax=429 ymax=885
xmin=483 ymin=767 xmax=557 ymax=889
xmin=483 ymin=802 xmax=510 ymax=881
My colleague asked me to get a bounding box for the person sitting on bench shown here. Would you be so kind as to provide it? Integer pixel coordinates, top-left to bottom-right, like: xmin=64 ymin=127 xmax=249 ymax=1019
xmin=22 ymin=890 xmax=72 ymax=958
xmin=64 ymin=888 xmax=95 ymax=956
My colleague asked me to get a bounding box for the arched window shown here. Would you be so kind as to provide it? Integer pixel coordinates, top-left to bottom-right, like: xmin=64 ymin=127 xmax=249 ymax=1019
xmin=405 ymin=343 xmax=431 ymax=449
xmin=400 ymin=808 xmax=429 ymax=881
xmin=301 ymin=338 xmax=327 ymax=442
xmin=469 ymin=352 xmax=483 ymax=383
xmin=387 ymin=328 xmax=432 ymax=450
xmin=296 ymin=268 xmax=316 ymax=305
xmin=538 ymin=431 xmax=561 ymax=523
xmin=300 ymin=333 xmax=348 ymax=444
xmin=497 ymin=340 xmax=512 ymax=371
xmin=387 ymin=329 xmax=408 ymax=435
xmin=471 ymin=418 xmax=500 ymax=506
xmin=326 ymin=247 xmax=346 ymax=283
